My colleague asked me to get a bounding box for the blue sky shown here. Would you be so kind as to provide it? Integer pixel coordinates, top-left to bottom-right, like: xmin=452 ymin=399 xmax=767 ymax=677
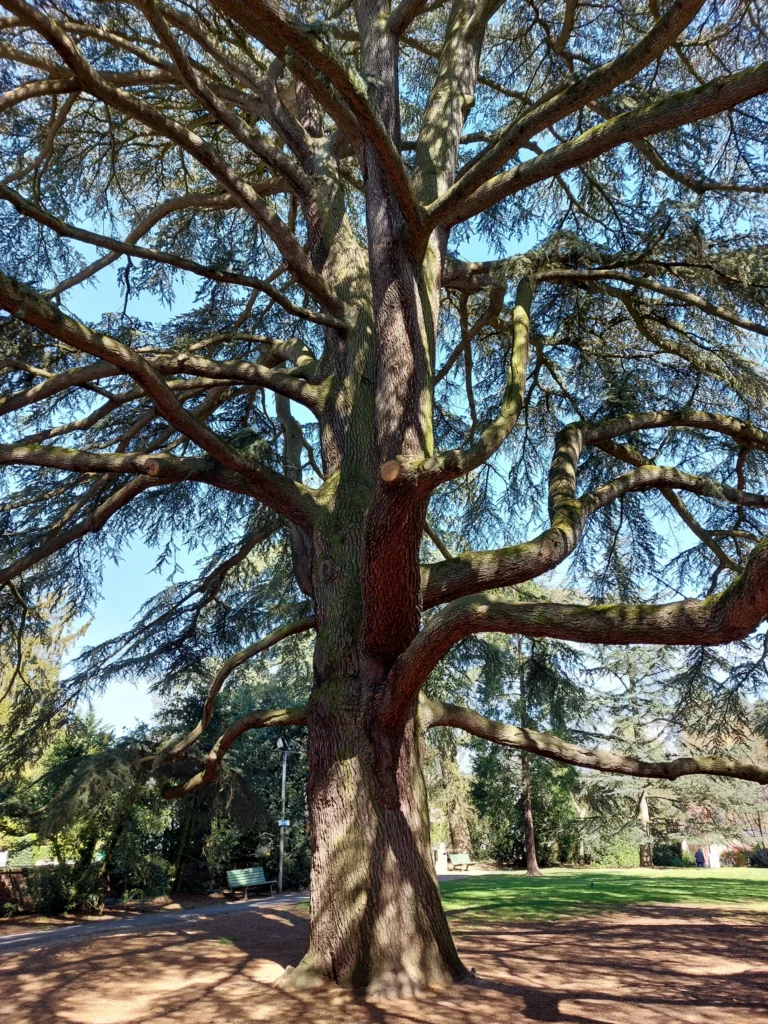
xmin=63 ymin=263 xmax=202 ymax=730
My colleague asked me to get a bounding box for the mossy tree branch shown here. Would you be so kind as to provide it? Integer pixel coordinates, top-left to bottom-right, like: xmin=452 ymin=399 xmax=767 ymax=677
xmin=423 ymin=698 xmax=768 ymax=785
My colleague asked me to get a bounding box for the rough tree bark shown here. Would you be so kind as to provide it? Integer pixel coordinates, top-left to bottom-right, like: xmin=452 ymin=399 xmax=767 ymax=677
xmin=638 ymin=789 xmax=653 ymax=868
xmin=521 ymin=752 xmax=542 ymax=877
xmin=297 ymin=696 xmax=466 ymax=993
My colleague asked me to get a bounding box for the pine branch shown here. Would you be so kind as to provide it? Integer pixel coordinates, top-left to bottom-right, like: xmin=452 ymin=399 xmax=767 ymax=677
xmin=161 ymin=704 xmax=308 ymax=797
xmin=163 ymin=614 xmax=315 ymax=758
xmin=424 ymin=698 xmax=768 ymax=784
xmin=387 ymin=539 xmax=768 ymax=725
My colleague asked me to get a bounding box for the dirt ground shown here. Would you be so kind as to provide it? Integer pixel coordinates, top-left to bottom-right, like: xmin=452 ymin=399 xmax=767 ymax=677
xmin=2 ymin=902 xmax=767 ymax=1024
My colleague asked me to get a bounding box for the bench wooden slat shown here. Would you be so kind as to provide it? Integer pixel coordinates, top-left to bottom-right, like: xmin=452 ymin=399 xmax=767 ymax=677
xmin=227 ymin=868 xmax=274 ymax=885
xmin=226 ymin=867 xmax=276 ymax=896
xmin=447 ymin=853 xmax=475 ymax=871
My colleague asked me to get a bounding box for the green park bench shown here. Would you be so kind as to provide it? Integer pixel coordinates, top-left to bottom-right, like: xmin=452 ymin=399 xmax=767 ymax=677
xmin=447 ymin=853 xmax=475 ymax=871
xmin=226 ymin=866 xmax=276 ymax=899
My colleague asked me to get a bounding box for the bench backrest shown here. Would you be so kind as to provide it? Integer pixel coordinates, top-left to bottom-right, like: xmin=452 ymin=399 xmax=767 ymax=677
xmin=448 ymin=853 xmax=472 ymax=865
xmin=227 ymin=866 xmax=268 ymax=887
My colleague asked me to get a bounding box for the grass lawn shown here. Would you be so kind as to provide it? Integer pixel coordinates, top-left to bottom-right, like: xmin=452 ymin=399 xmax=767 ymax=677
xmin=439 ymin=867 xmax=768 ymax=923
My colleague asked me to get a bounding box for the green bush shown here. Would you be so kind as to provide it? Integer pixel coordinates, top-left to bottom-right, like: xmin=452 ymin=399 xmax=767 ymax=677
xmin=653 ymin=843 xmax=684 ymax=867
xmin=750 ymin=846 xmax=768 ymax=868
xmin=24 ymin=864 xmax=103 ymax=914
xmin=593 ymin=835 xmax=641 ymax=868
xmin=116 ymin=854 xmax=173 ymax=899
xmin=652 ymin=844 xmax=697 ymax=868
xmin=24 ymin=867 xmax=69 ymax=913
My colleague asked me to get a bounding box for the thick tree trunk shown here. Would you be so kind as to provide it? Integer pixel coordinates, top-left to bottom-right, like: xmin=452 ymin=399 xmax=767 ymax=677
xmin=521 ymin=752 xmax=542 ymax=877
xmin=281 ymin=686 xmax=468 ymax=996
xmin=447 ymin=790 xmax=473 ymax=858
xmin=638 ymin=788 xmax=653 ymax=867
xmin=275 ymin=201 xmax=457 ymax=993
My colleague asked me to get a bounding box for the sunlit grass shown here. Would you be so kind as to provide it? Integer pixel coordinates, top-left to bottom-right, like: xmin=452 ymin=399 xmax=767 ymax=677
xmin=439 ymin=867 xmax=768 ymax=923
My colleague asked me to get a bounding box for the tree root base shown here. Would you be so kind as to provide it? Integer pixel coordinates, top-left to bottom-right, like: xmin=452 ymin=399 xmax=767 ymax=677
xmin=365 ymin=969 xmax=455 ymax=1002
xmin=275 ymin=962 xmax=473 ymax=1002
xmin=273 ymin=963 xmax=331 ymax=991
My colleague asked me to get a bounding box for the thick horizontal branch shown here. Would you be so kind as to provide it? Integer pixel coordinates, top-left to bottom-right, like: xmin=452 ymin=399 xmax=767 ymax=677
xmin=422 ymin=408 xmax=768 ymax=607
xmin=1 ymin=346 xmax=321 ymax=420
xmin=0 ymin=359 xmax=123 ymax=417
xmin=162 ymin=704 xmax=308 ymax=798
xmin=582 ymin=464 xmax=768 ymax=514
xmin=422 ymin=523 xmax=595 ymax=610
xmin=420 ymin=464 xmax=768 ymax=609
xmin=424 ymin=698 xmax=768 ymax=785
xmin=0 ymin=441 xmax=249 ymax=488
xmin=0 ymin=74 xmax=76 ymax=112
xmin=581 ymin=410 xmax=768 ymax=454
xmin=432 ymin=0 xmax=706 ymax=220
xmin=427 ymin=60 xmax=768 ymax=227
xmin=388 ymin=539 xmax=768 ymax=724
xmin=150 ymin=350 xmax=321 ymax=410
xmin=0 ymin=272 xmax=319 ymax=526
xmin=421 ymin=469 xmax=768 ymax=611
xmin=165 ymin=615 xmax=315 ymax=758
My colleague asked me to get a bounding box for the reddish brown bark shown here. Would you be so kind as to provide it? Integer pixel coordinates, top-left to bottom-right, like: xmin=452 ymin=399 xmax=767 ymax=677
xmin=521 ymin=753 xmax=542 ymax=877
xmin=289 ymin=684 xmax=467 ymax=995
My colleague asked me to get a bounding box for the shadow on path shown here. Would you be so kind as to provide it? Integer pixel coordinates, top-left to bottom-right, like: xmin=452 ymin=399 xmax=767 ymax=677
xmin=1 ymin=901 xmax=766 ymax=1023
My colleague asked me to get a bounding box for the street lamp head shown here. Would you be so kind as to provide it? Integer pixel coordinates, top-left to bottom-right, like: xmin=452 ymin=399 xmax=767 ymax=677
xmin=276 ymin=736 xmax=286 ymax=750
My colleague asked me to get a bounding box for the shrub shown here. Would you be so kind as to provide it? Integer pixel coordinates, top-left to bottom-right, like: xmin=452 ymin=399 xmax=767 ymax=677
xmin=23 ymin=864 xmax=104 ymax=915
xmin=595 ymin=835 xmax=641 ymax=868
xmin=653 ymin=843 xmax=684 ymax=867
xmin=24 ymin=867 xmax=70 ymax=913
xmin=117 ymin=854 xmax=173 ymax=899
xmin=750 ymin=846 xmax=768 ymax=868
xmin=720 ymin=848 xmax=751 ymax=867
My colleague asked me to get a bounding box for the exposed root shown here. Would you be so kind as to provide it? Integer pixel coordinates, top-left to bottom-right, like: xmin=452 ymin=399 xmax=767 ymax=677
xmin=273 ymin=962 xmax=333 ymax=992
xmin=458 ymin=967 xmax=488 ymax=988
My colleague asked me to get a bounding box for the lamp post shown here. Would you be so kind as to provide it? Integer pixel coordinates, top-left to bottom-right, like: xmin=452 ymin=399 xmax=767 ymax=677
xmin=276 ymin=736 xmax=289 ymax=894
